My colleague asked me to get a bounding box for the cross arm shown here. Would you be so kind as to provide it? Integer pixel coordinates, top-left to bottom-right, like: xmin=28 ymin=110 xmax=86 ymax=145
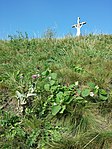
xmin=80 ymin=22 xmax=86 ymax=25
xmin=72 ymin=24 xmax=77 ymax=28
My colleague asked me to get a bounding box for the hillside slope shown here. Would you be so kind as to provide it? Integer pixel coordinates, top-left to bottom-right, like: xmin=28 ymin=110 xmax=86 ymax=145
xmin=0 ymin=34 xmax=112 ymax=149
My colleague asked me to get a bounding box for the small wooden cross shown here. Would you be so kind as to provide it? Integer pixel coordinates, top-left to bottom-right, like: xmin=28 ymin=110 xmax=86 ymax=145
xmin=72 ymin=17 xmax=86 ymax=36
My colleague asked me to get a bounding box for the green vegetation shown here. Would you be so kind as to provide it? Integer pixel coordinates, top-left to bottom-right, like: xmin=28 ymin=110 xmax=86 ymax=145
xmin=0 ymin=32 xmax=112 ymax=149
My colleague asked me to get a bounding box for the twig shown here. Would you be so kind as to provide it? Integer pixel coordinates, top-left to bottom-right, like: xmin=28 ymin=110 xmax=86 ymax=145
xmin=0 ymin=98 xmax=12 ymax=110
xmin=83 ymin=133 xmax=99 ymax=149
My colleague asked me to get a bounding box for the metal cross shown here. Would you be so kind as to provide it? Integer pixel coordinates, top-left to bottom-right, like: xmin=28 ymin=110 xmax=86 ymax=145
xmin=72 ymin=17 xmax=86 ymax=36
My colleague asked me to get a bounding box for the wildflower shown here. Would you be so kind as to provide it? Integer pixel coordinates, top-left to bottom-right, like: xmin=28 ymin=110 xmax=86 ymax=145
xmin=75 ymin=81 xmax=79 ymax=86
xmin=90 ymin=92 xmax=94 ymax=97
xmin=53 ymin=102 xmax=57 ymax=106
xmin=37 ymin=74 xmax=40 ymax=78
xmin=49 ymin=69 xmax=51 ymax=73
xmin=32 ymin=74 xmax=40 ymax=79
xmin=48 ymin=76 xmax=52 ymax=81
xmin=32 ymin=74 xmax=37 ymax=79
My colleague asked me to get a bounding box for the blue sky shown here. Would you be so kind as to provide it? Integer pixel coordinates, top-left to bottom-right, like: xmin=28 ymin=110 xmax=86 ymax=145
xmin=0 ymin=0 xmax=112 ymax=39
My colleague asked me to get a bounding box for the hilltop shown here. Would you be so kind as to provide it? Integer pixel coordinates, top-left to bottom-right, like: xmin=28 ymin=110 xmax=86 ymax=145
xmin=0 ymin=33 xmax=112 ymax=149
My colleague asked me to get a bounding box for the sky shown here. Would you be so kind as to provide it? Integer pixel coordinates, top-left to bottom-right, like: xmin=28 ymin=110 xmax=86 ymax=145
xmin=0 ymin=0 xmax=112 ymax=39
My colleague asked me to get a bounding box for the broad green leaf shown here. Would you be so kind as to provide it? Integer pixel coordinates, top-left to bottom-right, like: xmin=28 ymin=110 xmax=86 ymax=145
xmin=60 ymin=105 xmax=66 ymax=113
xmin=56 ymin=92 xmax=64 ymax=103
xmin=77 ymin=89 xmax=81 ymax=95
xmin=99 ymin=94 xmax=108 ymax=101
xmin=56 ymin=92 xmax=64 ymax=99
xmin=76 ymin=96 xmax=84 ymax=100
xmin=68 ymin=84 xmax=75 ymax=89
xmin=51 ymin=86 xmax=57 ymax=92
xmin=56 ymin=97 xmax=60 ymax=103
xmin=50 ymin=73 xmax=57 ymax=80
xmin=87 ymin=82 xmax=95 ymax=89
xmin=75 ymin=96 xmax=87 ymax=104
xmin=16 ymin=70 xmax=20 ymax=76
xmin=81 ymin=89 xmax=90 ymax=97
xmin=64 ymin=91 xmax=71 ymax=96
xmin=56 ymin=97 xmax=61 ymax=103
xmin=50 ymin=80 xmax=55 ymax=86
xmin=65 ymin=97 xmax=73 ymax=104
xmin=41 ymin=70 xmax=47 ymax=76
xmin=56 ymin=92 xmax=63 ymax=98
xmin=64 ymin=95 xmax=70 ymax=102
xmin=41 ymin=70 xmax=49 ymax=76
xmin=64 ymin=91 xmax=71 ymax=102
xmin=51 ymin=105 xmax=61 ymax=115
xmin=94 ymin=89 xmax=98 ymax=94
xmin=99 ymin=89 xmax=107 ymax=95
xmin=44 ymin=84 xmax=50 ymax=91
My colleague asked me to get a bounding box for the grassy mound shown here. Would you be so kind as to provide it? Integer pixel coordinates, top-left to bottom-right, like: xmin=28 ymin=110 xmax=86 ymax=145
xmin=0 ymin=33 xmax=112 ymax=149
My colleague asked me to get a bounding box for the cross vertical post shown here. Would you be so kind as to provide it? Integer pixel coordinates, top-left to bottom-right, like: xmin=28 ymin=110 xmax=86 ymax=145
xmin=72 ymin=17 xmax=86 ymax=36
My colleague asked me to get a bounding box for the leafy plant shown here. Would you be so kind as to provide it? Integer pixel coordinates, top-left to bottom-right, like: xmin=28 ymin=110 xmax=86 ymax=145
xmin=0 ymin=34 xmax=112 ymax=149
xmin=14 ymin=69 xmax=109 ymax=118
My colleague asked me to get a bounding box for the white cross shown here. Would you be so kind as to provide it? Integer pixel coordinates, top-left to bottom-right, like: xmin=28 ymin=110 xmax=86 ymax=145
xmin=72 ymin=17 xmax=86 ymax=36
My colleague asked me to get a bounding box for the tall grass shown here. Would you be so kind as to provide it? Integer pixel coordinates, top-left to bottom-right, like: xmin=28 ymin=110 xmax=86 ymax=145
xmin=0 ymin=33 xmax=112 ymax=148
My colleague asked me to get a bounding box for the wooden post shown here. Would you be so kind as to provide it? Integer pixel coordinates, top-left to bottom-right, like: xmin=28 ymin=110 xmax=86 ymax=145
xmin=72 ymin=17 xmax=86 ymax=36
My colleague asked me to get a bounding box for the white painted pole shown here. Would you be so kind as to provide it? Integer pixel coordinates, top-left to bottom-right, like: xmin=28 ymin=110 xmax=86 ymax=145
xmin=77 ymin=17 xmax=80 ymax=24
xmin=76 ymin=27 xmax=81 ymax=36
xmin=72 ymin=17 xmax=86 ymax=36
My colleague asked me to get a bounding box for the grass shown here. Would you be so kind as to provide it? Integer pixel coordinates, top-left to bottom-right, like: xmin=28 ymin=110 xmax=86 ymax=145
xmin=0 ymin=32 xmax=112 ymax=149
